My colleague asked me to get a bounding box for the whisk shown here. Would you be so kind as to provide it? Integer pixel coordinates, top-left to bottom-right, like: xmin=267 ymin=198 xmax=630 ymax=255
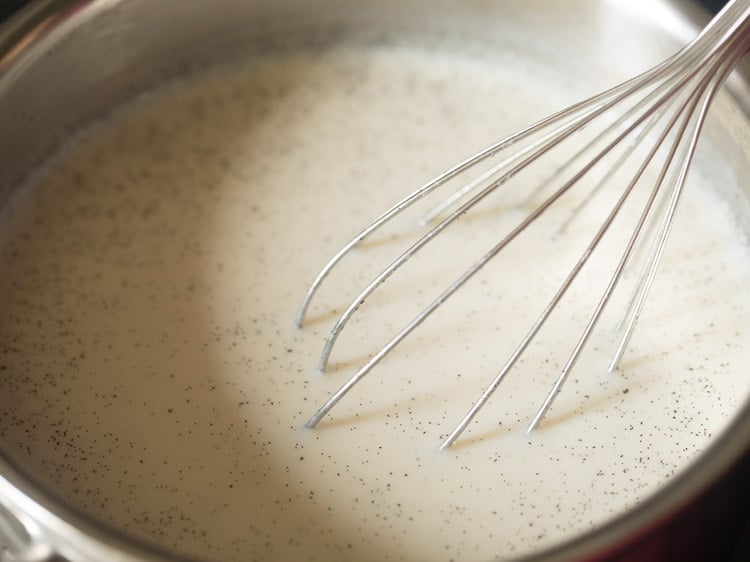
xmin=296 ymin=0 xmax=750 ymax=450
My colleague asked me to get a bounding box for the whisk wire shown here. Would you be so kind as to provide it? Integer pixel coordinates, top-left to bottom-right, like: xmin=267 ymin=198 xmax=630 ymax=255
xmin=529 ymin=89 xmax=714 ymax=434
xmin=300 ymin=0 xmax=750 ymax=447
xmin=307 ymin=59 xmax=704 ymax=432
xmin=295 ymin=45 xmax=690 ymax=330
xmin=443 ymin=62 xmax=713 ymax=448
xmin=314 ymin=45 xmax=717 ymax=374
xmin=313 ymin=3 xmax=749 ymax=373
xmin=609 ymin=26 xmax=750 ymax=374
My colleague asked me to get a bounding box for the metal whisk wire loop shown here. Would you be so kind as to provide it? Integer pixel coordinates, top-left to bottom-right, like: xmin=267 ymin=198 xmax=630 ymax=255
xmin=299 ymin=0 xmax=750 ymax=449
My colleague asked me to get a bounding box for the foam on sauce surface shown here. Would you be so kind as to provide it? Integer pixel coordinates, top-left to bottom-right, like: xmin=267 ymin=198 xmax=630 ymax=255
xmin=1 ymin=37 xmax=750 ymax=561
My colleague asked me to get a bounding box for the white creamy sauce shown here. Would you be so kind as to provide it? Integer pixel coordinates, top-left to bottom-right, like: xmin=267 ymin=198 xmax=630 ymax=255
xmin=1 ymin=36 xmax=750 ymax=562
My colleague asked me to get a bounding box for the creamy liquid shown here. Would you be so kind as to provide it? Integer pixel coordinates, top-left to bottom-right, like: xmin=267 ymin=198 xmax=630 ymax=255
xmin=1 ymin=36 xmax=750 ymax=562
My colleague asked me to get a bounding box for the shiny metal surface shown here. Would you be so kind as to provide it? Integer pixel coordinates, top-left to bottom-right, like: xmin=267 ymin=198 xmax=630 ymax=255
xmin=0 ymin=1 xmax=749 ymax=561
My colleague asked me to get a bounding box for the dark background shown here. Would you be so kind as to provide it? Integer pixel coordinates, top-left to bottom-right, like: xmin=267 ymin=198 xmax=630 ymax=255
xmin=702 ymin=0 xmax=730 ymax=10
xmin=0 ymin=0 xmax=27 ymax=21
